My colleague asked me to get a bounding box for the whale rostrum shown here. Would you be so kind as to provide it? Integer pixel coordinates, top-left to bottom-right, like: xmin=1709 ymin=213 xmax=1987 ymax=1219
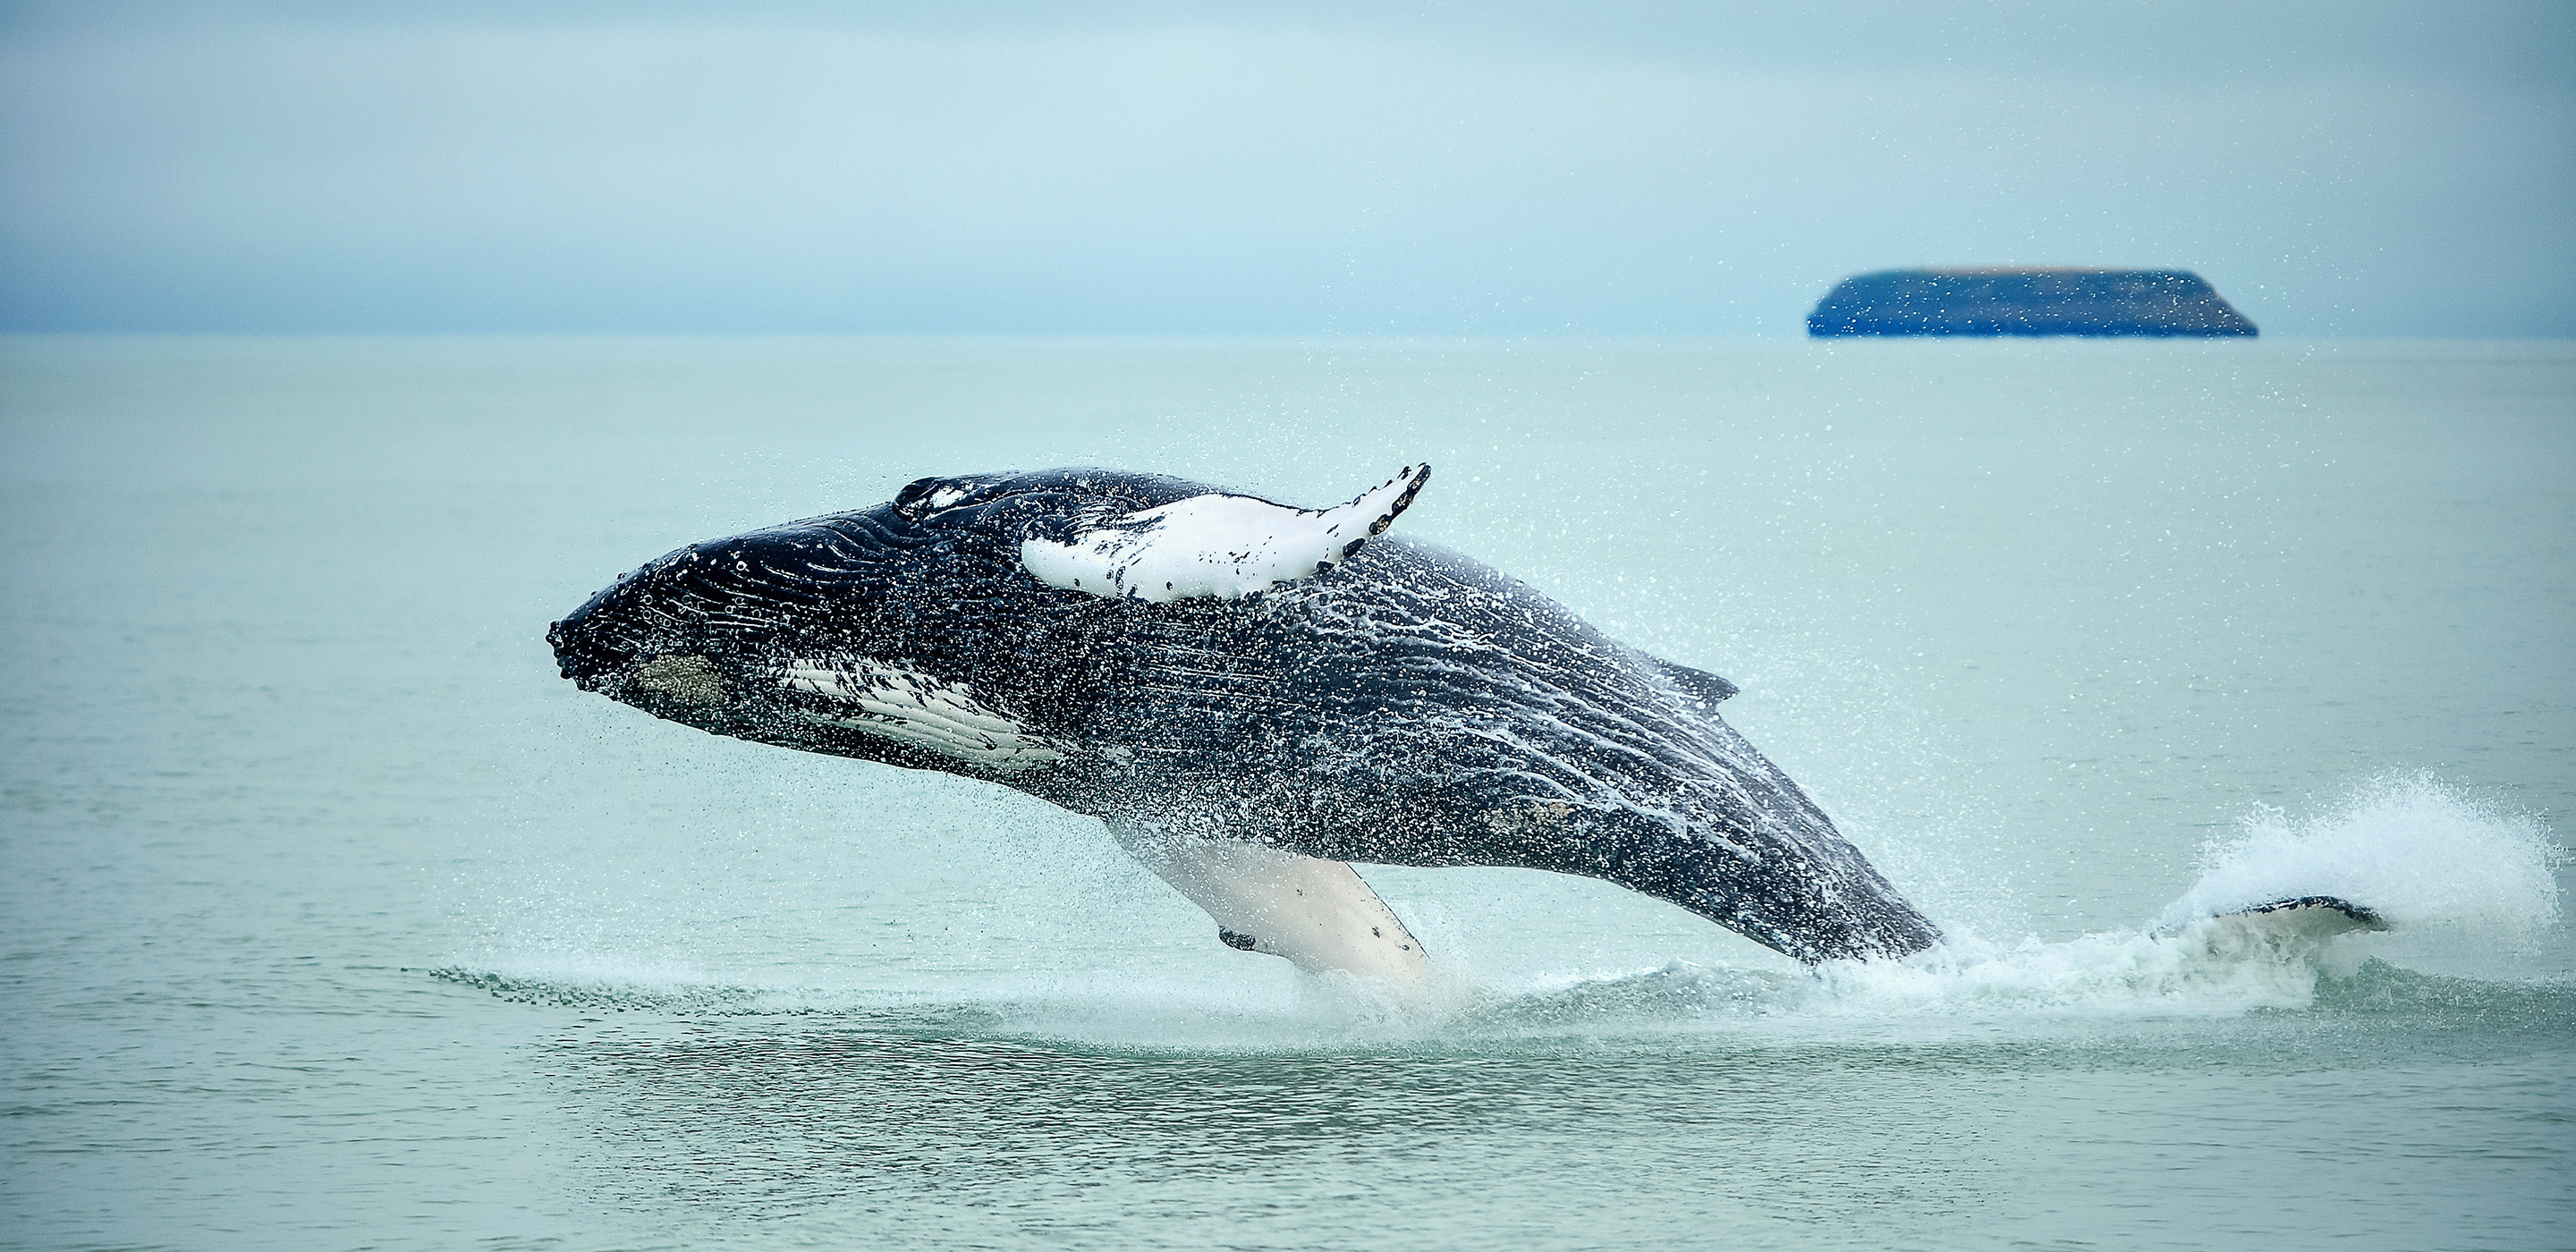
xmin=548 ymin=464 xmax=1947 ymax=978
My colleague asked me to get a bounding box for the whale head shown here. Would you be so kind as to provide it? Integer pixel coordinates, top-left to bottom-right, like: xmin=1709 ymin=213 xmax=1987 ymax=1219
xmin=545 ymin=477 xmax=1054 ymax=770
xmin=545 ymin=467 xmax=1419 ymax=774
xmin=547 ymin=468 xmax=1209 ymax=692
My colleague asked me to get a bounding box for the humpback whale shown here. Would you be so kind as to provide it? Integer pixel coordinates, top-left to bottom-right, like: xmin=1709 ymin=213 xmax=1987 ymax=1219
xmin=549 ymin=464 xmax=1953 ymax=984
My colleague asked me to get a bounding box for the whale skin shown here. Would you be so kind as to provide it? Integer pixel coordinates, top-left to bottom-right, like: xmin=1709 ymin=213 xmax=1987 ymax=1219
xmin=548 ymin=467 xmax=1943 ymax=965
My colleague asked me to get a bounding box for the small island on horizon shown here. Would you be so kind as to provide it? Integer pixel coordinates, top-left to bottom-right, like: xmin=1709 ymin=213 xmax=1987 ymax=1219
xmin=1808 ymin=268 xmax=2258 ymax=337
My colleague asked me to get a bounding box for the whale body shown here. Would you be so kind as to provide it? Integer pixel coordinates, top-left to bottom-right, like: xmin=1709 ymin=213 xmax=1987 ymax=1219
xmin=548 ymin=466 xmax=1945 ymax=981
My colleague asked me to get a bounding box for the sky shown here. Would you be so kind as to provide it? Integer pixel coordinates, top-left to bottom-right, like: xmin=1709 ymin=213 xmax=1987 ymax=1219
xmin=1 ymin=2 xmax=2569 ymax=336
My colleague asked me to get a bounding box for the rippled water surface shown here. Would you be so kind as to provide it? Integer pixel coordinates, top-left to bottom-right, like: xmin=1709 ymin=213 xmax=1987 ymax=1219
xmin=4 ymin=337 xmax=2570 ymax=1249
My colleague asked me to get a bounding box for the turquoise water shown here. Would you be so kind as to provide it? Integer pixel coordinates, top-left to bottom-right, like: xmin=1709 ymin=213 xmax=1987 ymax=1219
xmin=3 ymin=337 xmax=2569 ymax=1249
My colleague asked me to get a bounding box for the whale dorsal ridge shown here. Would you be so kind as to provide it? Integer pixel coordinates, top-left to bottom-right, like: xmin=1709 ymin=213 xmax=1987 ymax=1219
xmin=1020 ymin=464 xmax=1430 ymax=602
xmin=1649 ymin=656 xmax=1739 ymax=707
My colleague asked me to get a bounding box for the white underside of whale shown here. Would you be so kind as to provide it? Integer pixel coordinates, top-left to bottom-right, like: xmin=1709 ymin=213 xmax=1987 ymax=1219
xmin=1106 ymin=820 xmax=1432 ymax=991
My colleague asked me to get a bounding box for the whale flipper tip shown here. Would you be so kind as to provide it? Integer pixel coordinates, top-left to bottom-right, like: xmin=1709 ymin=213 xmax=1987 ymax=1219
xmin=2233 ymin=895 xmax=2388 ymax=930
xmin=2153 ymin=894 xmax=2390 ymax=940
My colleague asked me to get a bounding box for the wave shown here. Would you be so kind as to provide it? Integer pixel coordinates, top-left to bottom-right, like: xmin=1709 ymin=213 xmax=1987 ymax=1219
xmin=429 ymin=776 xmax=2565 ymax=1046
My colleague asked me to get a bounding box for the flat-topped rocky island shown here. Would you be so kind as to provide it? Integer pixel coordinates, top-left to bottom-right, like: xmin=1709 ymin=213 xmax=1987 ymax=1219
xmin=1809 ymin=268 xmax=2258 ymax=337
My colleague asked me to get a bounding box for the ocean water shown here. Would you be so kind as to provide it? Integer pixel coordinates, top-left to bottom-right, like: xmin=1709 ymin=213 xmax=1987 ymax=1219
xmin=2 ymin=335 xmax=2569 ymax=1250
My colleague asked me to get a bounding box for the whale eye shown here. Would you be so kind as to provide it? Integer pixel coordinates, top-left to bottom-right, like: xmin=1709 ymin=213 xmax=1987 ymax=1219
xmin=891 ymin=477 xmax=944 ymax=519
xmin=894 ymin=477 xmax=981 ymax=520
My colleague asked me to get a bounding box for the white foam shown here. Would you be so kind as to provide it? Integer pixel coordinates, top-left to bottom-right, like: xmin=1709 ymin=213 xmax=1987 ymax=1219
xmin=448 ymin=777 xmax=2563 ymax=1041
xmin=1803 ymin=922 xmax=2369 ymax=1020
xmin=1805 ymin=775 xmax=2563 ymax=1019
xmin=2154 ymin=774 xmax=2563 ymax=953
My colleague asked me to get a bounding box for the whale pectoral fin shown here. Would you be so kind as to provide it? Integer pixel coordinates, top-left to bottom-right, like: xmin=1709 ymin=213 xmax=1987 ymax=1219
xmin=1106 ymin=823 xmax=1430 ymax=986
xmin=1020 ymin=464 xmax=1430 ymax=602
xmin=2153 ymin=895 xmax=2390 ymax=940
xmin=1647 ymin=655 xmax=1739 ymax=707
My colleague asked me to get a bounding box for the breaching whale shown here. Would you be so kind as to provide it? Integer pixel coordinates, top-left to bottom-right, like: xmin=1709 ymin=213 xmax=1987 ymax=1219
xmin=549 ymin=464 xmax=1953 ymax=984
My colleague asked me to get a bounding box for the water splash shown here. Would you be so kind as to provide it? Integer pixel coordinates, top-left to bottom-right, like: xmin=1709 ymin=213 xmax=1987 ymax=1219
xmin=436 ymin=776 xmax=2564 ymax=1043
xmin=1798 ymin=776 xmax=2563 ymax=1019
xmin=2154 ymin=774 xmax=2562 ymax=952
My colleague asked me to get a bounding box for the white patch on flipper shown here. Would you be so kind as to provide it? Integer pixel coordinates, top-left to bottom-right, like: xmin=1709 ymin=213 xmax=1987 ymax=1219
xmin=1020 ymin=463 xmax=1430 ymax=602
xmin=776 ymin=657 xmax=1061 ymax=774
xmin=1106 ymin=822 xmax=1432 ymax=994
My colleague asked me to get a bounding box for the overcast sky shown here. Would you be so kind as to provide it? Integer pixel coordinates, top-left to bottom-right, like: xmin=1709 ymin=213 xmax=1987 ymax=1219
xmin=2 ymin=2 xmax=2569 ymax=335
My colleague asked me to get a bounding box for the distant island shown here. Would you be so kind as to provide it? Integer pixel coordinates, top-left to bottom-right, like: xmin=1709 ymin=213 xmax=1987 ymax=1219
xmin=1807 ymin=268 xmax=2258 ymax=337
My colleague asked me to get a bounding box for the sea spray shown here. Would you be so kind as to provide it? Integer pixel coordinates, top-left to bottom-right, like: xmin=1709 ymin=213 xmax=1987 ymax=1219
xmin=1801 ymin=925 xmax=2363 ymax=1019
xmin=1792 ymin=777 xmax=2562 ymax=1019
xmin=2153 ymin=774 xmax=2563 ymax=952
xmin=432 ymin=776 xmax=2563 ymax=1041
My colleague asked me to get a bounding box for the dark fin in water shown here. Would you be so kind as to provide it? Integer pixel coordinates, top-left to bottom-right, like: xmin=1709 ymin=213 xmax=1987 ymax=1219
xmin=2155 ymin=895 xmax=2391 ymax=939
xmin=1648 ymin=656 xmax=1739 ymax=706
